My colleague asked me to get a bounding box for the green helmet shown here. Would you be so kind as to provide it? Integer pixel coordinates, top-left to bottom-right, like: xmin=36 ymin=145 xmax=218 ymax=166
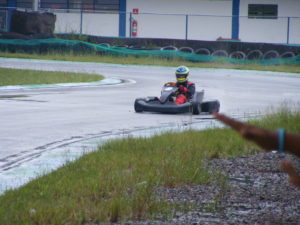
xmin=175 ymin=66 xmax=190 ymax=83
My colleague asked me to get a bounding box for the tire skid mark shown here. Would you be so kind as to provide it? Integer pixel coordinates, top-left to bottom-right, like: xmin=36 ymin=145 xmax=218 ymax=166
xmin=1 ymin=99 xmax=47 ymax=103
xmin=0 ymin=112 xmax=261 ymax=174
xmin=0 ymin=136 xmax=85 ymax=173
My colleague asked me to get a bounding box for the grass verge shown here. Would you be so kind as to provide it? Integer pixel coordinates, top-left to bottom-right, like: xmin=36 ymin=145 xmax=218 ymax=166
xmin=0 ymin=108 xmax=299 ymax=224
xmin=1 ymin=51 xmax=300 ymax=74
xmin=0 ymin=68 xmax=104 ymax=86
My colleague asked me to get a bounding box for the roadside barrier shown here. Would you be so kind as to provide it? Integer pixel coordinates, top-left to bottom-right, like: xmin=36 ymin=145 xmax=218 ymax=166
xmin=0 ymin=38 xmax=299 ymax=65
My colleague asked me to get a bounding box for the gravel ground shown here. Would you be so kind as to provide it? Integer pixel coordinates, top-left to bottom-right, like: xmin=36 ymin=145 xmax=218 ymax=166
xmin=106 ymin=152 xmax=300 ymax=225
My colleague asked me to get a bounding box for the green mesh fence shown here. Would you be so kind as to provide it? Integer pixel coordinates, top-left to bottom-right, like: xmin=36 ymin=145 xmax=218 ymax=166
xmin=0 ymin=38 xmax=300 ymax=65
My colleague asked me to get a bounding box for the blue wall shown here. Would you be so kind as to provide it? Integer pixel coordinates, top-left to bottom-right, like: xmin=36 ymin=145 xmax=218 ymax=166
xmin=231 ymin=0 xmax=240 ymax=39
xmin=7 ymin=0 xmax=16 ymax=31
xmin=7 ymin=0 xmax=16 ymax=7
xmin=119 ymin=0 xmax=126 ymax=37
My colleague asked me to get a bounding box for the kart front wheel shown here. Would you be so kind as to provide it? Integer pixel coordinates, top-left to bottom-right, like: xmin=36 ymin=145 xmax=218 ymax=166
xmin=134 ymin=99 xmax=144 ymax=113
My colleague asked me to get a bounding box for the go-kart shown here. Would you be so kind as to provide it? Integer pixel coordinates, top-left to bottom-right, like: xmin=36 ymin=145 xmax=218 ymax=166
xmin=134 ymin=85 xmax=220 ymax=114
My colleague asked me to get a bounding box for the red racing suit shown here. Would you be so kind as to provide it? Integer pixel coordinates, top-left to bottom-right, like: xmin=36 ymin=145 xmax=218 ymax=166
xmin=164 ymin=81 xmax=196 ymax=104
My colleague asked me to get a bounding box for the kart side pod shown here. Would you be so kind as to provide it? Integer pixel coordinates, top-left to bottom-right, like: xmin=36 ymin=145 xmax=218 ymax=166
xmin=134 ymin=89 xmax=220 ymax=115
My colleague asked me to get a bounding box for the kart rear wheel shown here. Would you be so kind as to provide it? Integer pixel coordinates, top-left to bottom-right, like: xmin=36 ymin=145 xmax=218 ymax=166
xmin=201 ymin=100 xmax=220 ymax=114
xmin=134 ymin=99 xmax=144 ymax=113
xmin=192 ymin=102 xmax=201 ymax=115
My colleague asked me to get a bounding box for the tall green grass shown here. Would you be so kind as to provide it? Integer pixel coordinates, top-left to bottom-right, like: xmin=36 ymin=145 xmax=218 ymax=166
xmin=1 ymin=51 xmax=300 ymax=74
xmin=1 ymin=109 xmax=299 ymax=224
xmin=0 ymin=68 xmax=104 ymax=86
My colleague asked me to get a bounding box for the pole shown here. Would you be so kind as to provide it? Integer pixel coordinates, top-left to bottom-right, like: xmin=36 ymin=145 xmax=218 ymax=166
xmin=80 ymin=9 xmax=83 ymax=34
xmin=33 ymin=0 xmax=38 ymax=11
xmin=7 ymin=0 xmax=16 ymax=31
xmin=287 ymin=17 xmax=290 ymax=44
xmin=118 ymin=0 xmax=126 ymax=37
xmin=185 ymin=14 xmax=188 ymax=40
xmin=231 ymin=0 xmax=240 ymax=40
xmin=129 ymin=12 xmax=132 ymax=38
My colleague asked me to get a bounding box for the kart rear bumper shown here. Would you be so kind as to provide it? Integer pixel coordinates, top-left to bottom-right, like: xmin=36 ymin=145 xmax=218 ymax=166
xmin=135 ymin=99 xmax=193 ymax=114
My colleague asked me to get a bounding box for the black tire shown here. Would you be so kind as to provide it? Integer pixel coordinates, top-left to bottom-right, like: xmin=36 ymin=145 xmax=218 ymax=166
xmin=246 ymin=50 xmax=263 ymax=60
xmin=201 ymin=100 xmax=220 ymax=114
xmin=229 ymin=51 xmax=246 ymax=60
xmin=128 ymin=45 xmax=145 ymax=50
xmin=99 ymin=43 xmax=110 ymax=47
xmin=211 ymin=50 xmax=228 ymax=57
xmin=134 ymin=99 xmax=144 ymax=113
xmin=263 ymin=50 xmax=279 ymax=59
xmin=160 ymin=45 xmax=178 ymax=51
xmin=179 ymin=46 xmax=194 ymax=54
xmin=192 ymin=102 xmax=201 ymax=115
xmin=113 ymin=45 xmax=128 ymax=48
xmin=195 ymin=48 xmax=211 ymax=55
xmin=280 ymin=51 xmax=295 ymax=58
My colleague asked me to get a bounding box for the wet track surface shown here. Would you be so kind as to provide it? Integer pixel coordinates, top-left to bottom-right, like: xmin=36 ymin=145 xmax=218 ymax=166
xmin=0 ymin=58 xmax=300 ymax=192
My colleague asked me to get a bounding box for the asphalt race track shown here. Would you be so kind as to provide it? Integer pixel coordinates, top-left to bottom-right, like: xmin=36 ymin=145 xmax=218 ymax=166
xmin=0 ymin=58 xmax=300 ymax=192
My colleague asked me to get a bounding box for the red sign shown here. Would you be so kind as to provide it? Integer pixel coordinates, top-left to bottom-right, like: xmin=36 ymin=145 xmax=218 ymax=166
xmin=132 ymin=8 xmax=139 ymax=14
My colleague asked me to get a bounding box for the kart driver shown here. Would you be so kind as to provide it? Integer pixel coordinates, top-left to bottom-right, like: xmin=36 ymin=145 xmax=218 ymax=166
xmin=164 ymin=65 xmax=195 ymax=104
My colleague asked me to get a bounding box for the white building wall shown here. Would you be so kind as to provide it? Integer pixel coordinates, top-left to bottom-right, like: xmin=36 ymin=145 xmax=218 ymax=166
xmin=55 ymin=12 xmax=82 ymax=33
xmin=82 ymin=13 xmax=119 ymax=36
xmin=188 ymin=15 xmax=232 ymax=41
xmin=54 ymin=11 xmax=119 ymax=36
xmin=277 ymin=0 xmax=300 ymax=17
xmin=289 ymin=17 xmax=300 ymax=44
xmin=52 ymin=0 xmax=300 ymax=44
xmin=239 ymin=0 xmax=300 ymax=44
xmin=131 ymin=13 xmax=186 ymax=39
xmin=127 ymin=0 xmax=232 ymax=15
xmin=126 ymin=0 xmax=232 ymax=40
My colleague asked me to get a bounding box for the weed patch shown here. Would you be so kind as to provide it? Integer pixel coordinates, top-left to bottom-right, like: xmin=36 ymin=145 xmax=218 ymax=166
xmin=1 ymin=52 xmax=300 ymax=74
xmin=0 ymin=109 xmax=299 ymax=224
xmin=0 ymin=68 xmax=104 ymax=86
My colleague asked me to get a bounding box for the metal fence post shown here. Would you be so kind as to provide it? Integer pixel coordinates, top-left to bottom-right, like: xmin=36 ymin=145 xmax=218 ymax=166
xmin=129 ymin=12 xmax=132 ymax=38
xmin=185 ymin=14 xmax=188 ymax=40
xmin=80 ymin=9 xmax=83 ymax=34
xmin=287 ymin=17 xmax=290 ymax=44
xmin=7 ymin=0 xmax=16 ymax=31
xmin=33 ymin=0 xmax=38 ymax=11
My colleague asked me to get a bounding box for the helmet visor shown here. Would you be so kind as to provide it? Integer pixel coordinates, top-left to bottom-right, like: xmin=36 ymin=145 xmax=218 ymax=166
xmin=176 ymin=74 xmax=187 ymax=83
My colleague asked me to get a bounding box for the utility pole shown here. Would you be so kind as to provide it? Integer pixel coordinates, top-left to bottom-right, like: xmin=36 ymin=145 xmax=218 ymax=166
xmin=33 ymin=0 xmax=39 ymax=11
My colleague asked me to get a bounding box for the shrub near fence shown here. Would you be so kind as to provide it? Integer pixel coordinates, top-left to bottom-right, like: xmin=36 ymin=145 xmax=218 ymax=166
xmin=0 ymin=38 xmax=300 ymax=65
